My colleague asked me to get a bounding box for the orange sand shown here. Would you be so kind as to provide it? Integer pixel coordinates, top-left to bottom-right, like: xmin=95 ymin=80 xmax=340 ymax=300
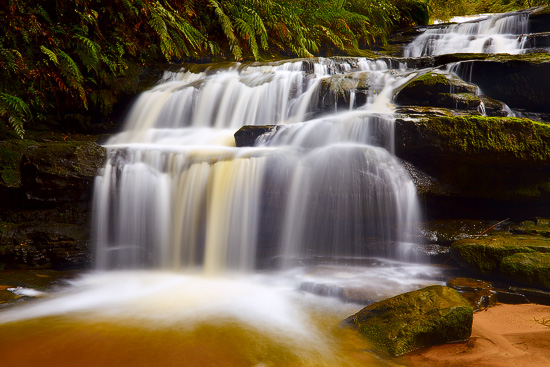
xmin=400 ymin=303 xmax=550 ymax=367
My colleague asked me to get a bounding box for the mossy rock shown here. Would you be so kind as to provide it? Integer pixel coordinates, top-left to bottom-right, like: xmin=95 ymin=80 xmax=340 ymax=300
xmin=343 ymin=285 xmax=473 ymax=357
xmin=395 ymin=70 xmax=479 ymax=110
xmin=450 ymin=234 xmax=550 ymax=274
xmin=500 ymin=252 xmax=550 ymax=290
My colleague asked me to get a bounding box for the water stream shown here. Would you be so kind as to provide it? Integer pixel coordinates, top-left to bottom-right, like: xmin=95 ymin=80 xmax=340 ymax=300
xmin=0 ymin=10 xmax=537 ymax=367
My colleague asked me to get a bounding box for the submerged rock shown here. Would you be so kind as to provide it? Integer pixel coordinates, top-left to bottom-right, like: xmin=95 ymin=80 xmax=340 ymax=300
xmin=447 ymin=278 xmax=497 ymax=311
xmin=343 ymin=285 xmax=473 ymax=357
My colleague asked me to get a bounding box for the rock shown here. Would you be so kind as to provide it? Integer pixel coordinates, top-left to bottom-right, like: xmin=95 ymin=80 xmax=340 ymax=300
xmin=449 ymin=54 xmax=550 ymax=113
xmin=395 ymin=116 xmax=550 ymax=204
xmin=317 ymin=71 xmax=372 ymax=112
xmin=20 ymin=140 xmax=106 ymax=202
xmin=0 ymin=137 xmax=105 ymax=270
xmin=234 ymin=125 xmax=276 ymax=147
xmin=394 ymin=70 xmax=482 ymax=112
xmin=343 ymin=285 xmax=473 ymax=356
xmin=447 ymin=278 xmax=497 ymax=311
xmin=500 ymin=252 xmax=550 ymax=290
xmin=449 ymin=234 xmax=550 ymax=274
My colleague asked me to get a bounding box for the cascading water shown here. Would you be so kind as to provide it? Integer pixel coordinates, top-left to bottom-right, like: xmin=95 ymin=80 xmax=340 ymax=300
xmin=3 ymin=10 xmax=540 ymax=367
xmin=93 ymin=58 xmax=423 ymax=272
xmin=404 ymin=10 xmax=531 ymax=57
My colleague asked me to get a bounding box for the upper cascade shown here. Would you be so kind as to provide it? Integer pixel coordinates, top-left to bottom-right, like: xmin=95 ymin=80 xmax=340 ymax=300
xmin=93 ymin=57 xmax=423 ymax=273
xmin=404 ymin=11 xmax=535 ymax=57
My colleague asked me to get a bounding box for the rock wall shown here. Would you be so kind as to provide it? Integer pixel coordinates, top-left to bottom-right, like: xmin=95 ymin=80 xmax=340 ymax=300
xmin=0 ymin=134 xmax=106 ymax=270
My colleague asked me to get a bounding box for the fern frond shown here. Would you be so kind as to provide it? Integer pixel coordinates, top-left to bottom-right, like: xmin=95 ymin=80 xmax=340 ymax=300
xmin=0 ymin=93 xmax=30 ymax=139
xmin=74 ymin=35 xmax=101 ymax=72
xmin=40 ymin=46 xmax=59 ymax=66
xmin=209 ymin=0 xmax=242 ymax=60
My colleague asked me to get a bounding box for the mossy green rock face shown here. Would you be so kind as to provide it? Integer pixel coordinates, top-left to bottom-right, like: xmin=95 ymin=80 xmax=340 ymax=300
xmin=344 ymin=285 xmax=473 ymax=357
xmin=395 ymin=70 xmax=481 ymax=111
xmin=500 ymin=252 xmax=550 ymax=290
xmin=450 ymin=235 xmax=550 ymax=274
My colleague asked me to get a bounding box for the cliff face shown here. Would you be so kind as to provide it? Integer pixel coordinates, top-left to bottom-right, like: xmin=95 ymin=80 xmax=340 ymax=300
xmin=0 ymin=134 xmax=106 ymax=270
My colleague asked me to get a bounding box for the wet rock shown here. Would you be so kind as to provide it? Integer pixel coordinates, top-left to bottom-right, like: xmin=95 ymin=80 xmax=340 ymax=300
xmin=447 ymin=278 xmax=497 ymax=311
xmin=234 ymin=125 xmax=276 ymax=147
xmin=317 ymin=71 xmax=373 ymax=112
xmin=394 ymin=70 xmax=481 ymax=112
xmin=449 ymin=54 xmax=550 ymax=113
xmin=343 ymin=285 xmax=473 ymax=356
xmin=500 ymin=252 xmax=550 ymax=290
xmin=449 ymin=234 xmax=550 ymax=275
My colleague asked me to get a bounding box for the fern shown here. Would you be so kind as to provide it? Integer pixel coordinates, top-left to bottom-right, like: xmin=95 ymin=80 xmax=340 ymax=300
xmin=40 ymin=46 xmax=59 ymax=65
xmin=0 ymin=93 xmax=30 ymax=139
xmin=73 ymin=35 xmax=101 ymax=72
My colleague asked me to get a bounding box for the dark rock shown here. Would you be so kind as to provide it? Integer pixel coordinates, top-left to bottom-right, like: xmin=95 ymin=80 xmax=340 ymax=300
xmin=20 ymin=140 xmax=105 ymax=202
xmin=343 ymin=285 xmax=473 ymax=356
xmin=0 ymin=137 xmax=105 ymax=270
xmin=449 ymin=54 xmax=550 ymax=113
xmin=234 ymin=125 xmax=276 ymax=147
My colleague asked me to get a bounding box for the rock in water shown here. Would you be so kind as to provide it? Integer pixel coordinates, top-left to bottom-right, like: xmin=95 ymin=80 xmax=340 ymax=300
xmin=343 ymin=285 xmax=473 ymax=356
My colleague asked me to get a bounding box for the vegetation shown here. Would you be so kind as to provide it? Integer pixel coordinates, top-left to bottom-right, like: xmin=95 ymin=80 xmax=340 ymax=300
xmin=427 ymin=0 xmax=550 ymax=22
xmin=0 ymin=0 xmax=429 ymax=138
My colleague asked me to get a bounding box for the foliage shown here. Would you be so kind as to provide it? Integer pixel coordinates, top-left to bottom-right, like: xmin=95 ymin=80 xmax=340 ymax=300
xmin=0 ymin=0 xmax=429 ymax=137
xmin=427 ymin=0 xmax=550 ymax=22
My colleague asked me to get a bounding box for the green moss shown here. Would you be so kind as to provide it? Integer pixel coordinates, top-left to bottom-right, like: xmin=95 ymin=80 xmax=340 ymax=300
xmin=450 ymin=234 xmax=550 ymax=274
xmin=419 ymin=116 xmax=550 ymax=162
xmin=500 ymin=252 xmax=550 ymax=290
xmin=348 ymin=285 xmax=472 ymax=356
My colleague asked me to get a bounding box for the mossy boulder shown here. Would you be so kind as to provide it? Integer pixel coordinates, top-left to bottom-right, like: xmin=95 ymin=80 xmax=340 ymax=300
xmin=500 ymin=252 xmax=550 ymax=290
xmin=395 ymin=70 xmax=482 ymax=112
xmin=317 ymin=71 xmax=373 ymax=112
xmin=343 ymin=285 xmax=473 ymax=357
xmin=450 ymin=234 xmax=550 ymax=274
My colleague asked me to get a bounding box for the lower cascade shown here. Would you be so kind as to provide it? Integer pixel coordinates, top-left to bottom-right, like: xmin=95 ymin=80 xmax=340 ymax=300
xmin=92 ymin=58 xmax=423 ymax=272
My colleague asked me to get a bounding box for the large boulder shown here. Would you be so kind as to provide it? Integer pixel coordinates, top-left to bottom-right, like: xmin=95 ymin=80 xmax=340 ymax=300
xmin=343 ymin=285 xmax=473 ymax=357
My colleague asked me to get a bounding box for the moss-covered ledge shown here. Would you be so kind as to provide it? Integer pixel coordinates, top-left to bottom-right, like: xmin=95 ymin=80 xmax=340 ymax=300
xmin=396 ymin=116 xmax=550 ymax=165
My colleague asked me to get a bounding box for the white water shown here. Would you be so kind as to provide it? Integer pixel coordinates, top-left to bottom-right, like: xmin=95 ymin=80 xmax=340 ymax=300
xmin=2 ymin=14 xmax=537 ymax=363
xmin=93 ymin=58 xmax=423 ymax=273
xmin=405 ymin=11 xmax=530 ymax=57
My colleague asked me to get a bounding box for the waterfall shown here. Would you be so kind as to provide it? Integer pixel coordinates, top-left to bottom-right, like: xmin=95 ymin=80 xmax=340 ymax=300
xmin=93 ymin=58 xmax=423 ymax=272
xmin=404 ymin=11 xmax=531 ymax=57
